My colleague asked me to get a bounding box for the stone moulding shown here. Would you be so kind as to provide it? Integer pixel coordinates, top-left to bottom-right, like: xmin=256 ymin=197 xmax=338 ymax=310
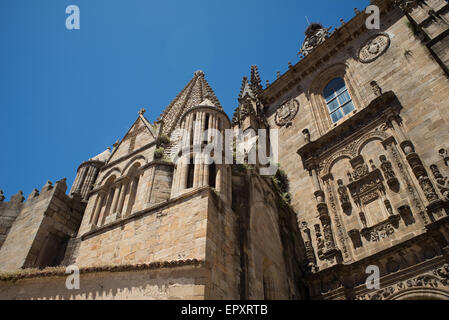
xmin=0 ymin=259 xmax=205 ymax=282
xmin=356 ymin=263 xmax=449 ymax=300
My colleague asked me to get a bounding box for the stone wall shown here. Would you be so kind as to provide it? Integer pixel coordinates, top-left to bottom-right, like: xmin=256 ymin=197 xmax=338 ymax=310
xmin=0 ymin=180 xmax=85 ymax=272
xmin=262 ymin=2 xmax=449 ymax=274
xmin=0 ymin=263 xmax=206 ymax=300
xmin=75 ymin=188 xmax=210 ymax=267
xmin=0 ymin=191 xmax=24 ymax=249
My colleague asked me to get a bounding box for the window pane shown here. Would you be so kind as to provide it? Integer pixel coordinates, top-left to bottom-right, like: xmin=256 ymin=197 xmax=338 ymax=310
xmin=324 ymin=87 xmax=335 ymax=102
xmin=330 ymin=109 xmax=344 ymax=123
xmin=337 ymin=90 xmax=351 ymax=105
xmin=341 ymin=101 xmax=355 ymax=115
xmin=324 ymin=78 xmax=345 ymax=102
xmin=327 ymin=99 xmax=339 ymax=113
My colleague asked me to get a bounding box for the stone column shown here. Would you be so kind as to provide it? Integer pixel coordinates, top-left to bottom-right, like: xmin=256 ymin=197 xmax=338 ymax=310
xmin=117 ymin=180 xmax=128 ymax=216
xmin=92 ymin=192 xmax=104 ymax=226
xmin=111 ymin=183 xmax=121 ymax=214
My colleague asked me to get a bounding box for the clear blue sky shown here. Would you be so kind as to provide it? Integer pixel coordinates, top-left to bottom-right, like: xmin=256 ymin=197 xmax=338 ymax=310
xmin=0 ymin=0 xmax=370 ymax=199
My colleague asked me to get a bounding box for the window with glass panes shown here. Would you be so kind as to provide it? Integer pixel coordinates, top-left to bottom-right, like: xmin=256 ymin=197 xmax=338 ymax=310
xmin=323 ymin=78 xmax=355 ymax=123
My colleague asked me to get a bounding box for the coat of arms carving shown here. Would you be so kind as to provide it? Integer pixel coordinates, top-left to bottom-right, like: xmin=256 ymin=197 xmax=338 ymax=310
xmin=357 ymin=33 xmax=391 ymax=64
xmin=275 ymin=99 xmax=299 ymax=127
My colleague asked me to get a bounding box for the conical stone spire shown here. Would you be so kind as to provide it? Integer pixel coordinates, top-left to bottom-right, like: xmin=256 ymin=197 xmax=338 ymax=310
xmin=158 ymin=71 xmax=223 ymax=135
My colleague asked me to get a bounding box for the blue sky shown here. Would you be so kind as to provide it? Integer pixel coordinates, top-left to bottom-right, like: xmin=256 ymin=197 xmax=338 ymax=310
xmin=0 ymin=0 xmax=370 ymax=199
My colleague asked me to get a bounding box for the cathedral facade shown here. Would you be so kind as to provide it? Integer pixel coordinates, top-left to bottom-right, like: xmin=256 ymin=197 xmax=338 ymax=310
xmin=1 ymin=0 xmax=449 ymax=300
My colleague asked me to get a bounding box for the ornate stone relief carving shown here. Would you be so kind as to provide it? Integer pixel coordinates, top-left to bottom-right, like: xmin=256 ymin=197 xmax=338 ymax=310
xmin=274 ymin=99 xmax=299 ymax=127
xmin=356 ymin=263 xmax=449 ymax=300
xmin=300 ymin=222 xmax=318 ymax=272
xmin=380 ymin=155 xmax=400 ymax=190
xmin=298 ymin=23 xmax=332 ymax=58
xmin=357 ymin=33 xmax=391 ymax=64
xmin=430 ymin=164 xmax=449 ymax=201
xmin=388 ymin=143 xmax=428 ymax=224
xmin=394 ymin=0 xmax=420 ymax=13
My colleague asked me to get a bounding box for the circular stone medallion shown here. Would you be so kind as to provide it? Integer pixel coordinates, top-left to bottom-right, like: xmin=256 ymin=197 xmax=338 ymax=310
xmin=275 ymin=99 xmax=300 ymax=127
xmin=358 ymin=33 xmax=391 ymax=64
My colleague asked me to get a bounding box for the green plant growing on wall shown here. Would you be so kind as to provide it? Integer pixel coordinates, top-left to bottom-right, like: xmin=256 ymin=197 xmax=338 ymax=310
xmin=156 ymin=134 xmax=171 ymax=147
xmin=154 ymin=147 xmax=165 ymax=159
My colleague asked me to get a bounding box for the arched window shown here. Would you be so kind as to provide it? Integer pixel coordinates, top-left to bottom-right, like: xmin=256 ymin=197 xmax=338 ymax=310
xmin=209 ymin=162 xmax=216 ymax=188
xmin=187 ymin=162 xmax=194 ymax=189
xmin=323 ymin=78 xmax=355 ymax=123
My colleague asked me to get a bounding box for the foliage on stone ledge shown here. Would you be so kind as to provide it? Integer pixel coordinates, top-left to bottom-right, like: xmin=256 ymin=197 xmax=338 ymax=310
xmin=154 ymin=147 xmax=165 ymax=159
xmin=156 ymin=134 xmax=171 ymax=147
xmin=272 ymin=164 xmax=292 ymax=205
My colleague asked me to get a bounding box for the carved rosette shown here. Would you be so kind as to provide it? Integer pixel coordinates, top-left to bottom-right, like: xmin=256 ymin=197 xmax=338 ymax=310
xmin=357 ymin=33 xmax=391 ymax=64
xmin=274 ymin=99 xmax=299 ymax=127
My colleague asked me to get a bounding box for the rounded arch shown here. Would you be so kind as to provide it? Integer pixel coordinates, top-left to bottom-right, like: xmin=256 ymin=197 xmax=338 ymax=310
xmin=355 ymin=130 xmax=389 ymax=156
xmin=322 ymin=152 xmax=352 ymax=176
xmin=98 ymin=168 xmax=121 ymax=186
xmin=122 ymin=155 xmax=146 ymax=175
xmin=390 ymin=288 xmax=449 ymax=300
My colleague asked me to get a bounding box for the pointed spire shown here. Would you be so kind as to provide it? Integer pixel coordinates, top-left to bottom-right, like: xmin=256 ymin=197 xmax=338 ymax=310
xmin=238 ymin=76 xmax=255 ymax=100
xmin=158 ymin=71 xmax=223 ymax=135
xmin=250 ymin=65 xmax=263 ymax=96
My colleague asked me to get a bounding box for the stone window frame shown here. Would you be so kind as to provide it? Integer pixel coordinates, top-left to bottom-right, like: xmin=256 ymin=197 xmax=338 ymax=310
xmin=308 ymin=63 xmax=363 ymax=135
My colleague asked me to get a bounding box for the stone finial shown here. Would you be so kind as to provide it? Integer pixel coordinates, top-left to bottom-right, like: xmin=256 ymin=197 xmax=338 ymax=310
xmin=42 ymin=180 xmax=53 ymax=192
xmin=266 ymin=80 xmax=270 ymax=87
xmin=28 ymin=189 xmax=40 ymax=200
xmin=138 ymin=108 xmax=146 ymax=115
xmin=0 ymin=190 xmax=5 ymax=202
xmin=10 ymin=191 xmax=25 ymax=204
xmin=276 ymin=71 xmax=281 ymax=79
xmin=113 ymin=140 xmax=120 ymax=150
xmin=288 ymin=61 xmax=293 ymax=69
xmin=55 ymin=178 xmax=68 ymax=193
xmin=354 ymin=8 xmax=360 ymax=15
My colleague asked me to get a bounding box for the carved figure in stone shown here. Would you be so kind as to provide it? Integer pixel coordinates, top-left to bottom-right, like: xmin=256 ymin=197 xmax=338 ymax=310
xmin=380 ymin=155 xmax=395 ymax=180
xmin=337 ymin=179 xmax=351 ymax=210
xmin=359 ymin=212 xmax=368 ymax=229
xmin=0 ymin=189 xmax=4 ymax=202
xmin=370 ymin=81 xmax=382 ymax=97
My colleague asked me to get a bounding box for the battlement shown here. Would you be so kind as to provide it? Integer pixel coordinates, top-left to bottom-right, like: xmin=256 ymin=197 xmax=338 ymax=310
xmin=0 ymin=178 xmax=86 ymax=272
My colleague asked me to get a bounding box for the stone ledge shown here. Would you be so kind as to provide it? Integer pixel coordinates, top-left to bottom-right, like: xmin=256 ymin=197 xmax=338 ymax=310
xmin=0 ymin=259 xmax=205 ymax=282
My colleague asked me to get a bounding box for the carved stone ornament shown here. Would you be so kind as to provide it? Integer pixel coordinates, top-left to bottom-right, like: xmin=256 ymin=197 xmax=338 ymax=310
xmin=357 ymin=263 xmax=449 ymax=300
xmin=275 ymin=99 xmax=299 ymax=127
xmin=298 ymin=23 xmax=332 ymax=58
xmin=357 ymin=33 xmax=391 ymax=64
